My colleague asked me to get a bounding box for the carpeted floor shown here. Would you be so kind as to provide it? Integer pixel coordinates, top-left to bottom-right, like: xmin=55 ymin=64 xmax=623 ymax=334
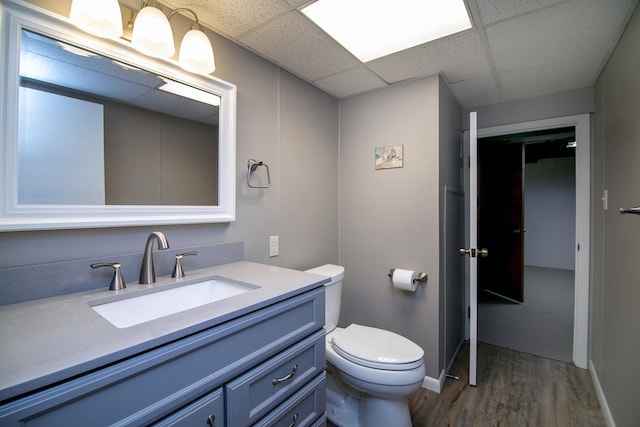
xmin=478 ymin=266 xmax=574 ymax=362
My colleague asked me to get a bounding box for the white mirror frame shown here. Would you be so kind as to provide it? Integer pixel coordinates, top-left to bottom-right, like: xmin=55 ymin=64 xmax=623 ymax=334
xmin=0 ymin=0 xmax=236 ymax=231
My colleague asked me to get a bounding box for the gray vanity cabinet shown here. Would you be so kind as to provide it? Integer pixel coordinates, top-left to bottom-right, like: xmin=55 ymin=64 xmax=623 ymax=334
xmin=0 ymin=287 xmax=326 ymax=426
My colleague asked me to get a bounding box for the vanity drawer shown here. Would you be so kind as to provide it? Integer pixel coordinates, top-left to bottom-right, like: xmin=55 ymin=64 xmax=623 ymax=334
xmin=253 ymin=373 xmax=326 ymax=427
xmin=153 ymin=387 xmax=224 ymax=427
xmin=225 ymin=330 xmax=325 ymax=426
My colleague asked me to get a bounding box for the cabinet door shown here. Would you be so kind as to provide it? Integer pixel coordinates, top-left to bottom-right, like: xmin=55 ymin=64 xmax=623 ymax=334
xmin=153 ymin=388 xmax=223 ymax=427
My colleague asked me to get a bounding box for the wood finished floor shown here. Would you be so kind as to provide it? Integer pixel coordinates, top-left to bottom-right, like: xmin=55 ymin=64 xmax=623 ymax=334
xmin=408 ymin=342 xmax=605 ymax=427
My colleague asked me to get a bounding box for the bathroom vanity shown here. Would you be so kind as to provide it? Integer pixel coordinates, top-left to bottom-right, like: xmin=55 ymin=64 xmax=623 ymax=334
xmin=0 ymin=261 xmax=328 ymax=426
xmin=0 ymin=2 xmax=327 ymax=424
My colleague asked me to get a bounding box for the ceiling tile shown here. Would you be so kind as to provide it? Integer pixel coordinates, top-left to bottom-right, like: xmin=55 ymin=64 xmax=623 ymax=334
xmin=496 ymin=53 xmax=604 ymax=101
xmin=282 ymin=0 xmax=308 ymax=6
xmin=486 ymin=0 xmax=636 ymax=73
xmin=161 ymin=0 xmax=293 ymax=38
xmin=367 ymin=30 xmax=492 ymax=84
xmin=313 ymin=67 xmax=387 ymax=98
xmin=449 ymin=76 xmax=502 ymax=108
xmin=238 ymin=11 xmax=361 ymax=81
xmin=476 ymin=0 xmax=566 ymax=25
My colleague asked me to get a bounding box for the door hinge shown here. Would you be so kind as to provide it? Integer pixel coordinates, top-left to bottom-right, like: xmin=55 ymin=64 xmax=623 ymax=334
xmin=468 ymin=306 xmax=471 ymax=318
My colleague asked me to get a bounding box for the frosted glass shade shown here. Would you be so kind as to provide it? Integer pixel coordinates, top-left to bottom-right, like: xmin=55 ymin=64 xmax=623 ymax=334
xmin=178 ymin=29 xmax=216 ymax=74
xmin=70 ymin=0 xmax=122 ymax=40
xmin=132 ymin=5 xmax=175 ymax=58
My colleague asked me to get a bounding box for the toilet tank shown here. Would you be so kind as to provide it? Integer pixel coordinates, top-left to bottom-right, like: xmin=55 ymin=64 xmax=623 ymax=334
xmin=305 ymin=264 xmax=344 ymax=333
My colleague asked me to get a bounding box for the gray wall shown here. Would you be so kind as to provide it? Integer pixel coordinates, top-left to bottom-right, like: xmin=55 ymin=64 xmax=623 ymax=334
xmin=339 ymin=75 xmax=462 ymax=380
xmin=463 ymin=87 xmax=594 ymax=130
xmin=279 ymin=71 xmax=340 ymax=270
xmin=104 ymin=102 xmax=219 ymax=206
xmin=524 ymin=158 xmax=576 ymax=270
xmin=592 ymin=3 xmax=640 ymax=426
xmin=0 ymin=2 xmax=339 ymax=278
xmin=438 ymin=78 xmax=465 ymax=372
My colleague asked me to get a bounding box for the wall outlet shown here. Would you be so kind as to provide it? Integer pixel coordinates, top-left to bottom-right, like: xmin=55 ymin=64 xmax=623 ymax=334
xmin=269 ymin=235 xmax=279 ymax=257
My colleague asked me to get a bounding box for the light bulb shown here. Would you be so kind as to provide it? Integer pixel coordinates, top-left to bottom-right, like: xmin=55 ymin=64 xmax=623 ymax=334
xmin=179 ymin=28 xmax=215 ymax=74
xmin=70 ymin=0 xmax=122 ymax=40
xmin=132 ymin=4 xmax=175 ymax=58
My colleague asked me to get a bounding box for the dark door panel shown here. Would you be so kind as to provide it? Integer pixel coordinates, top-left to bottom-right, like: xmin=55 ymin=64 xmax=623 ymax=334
xmin=478 ymin=142 xmax=525 ymax=302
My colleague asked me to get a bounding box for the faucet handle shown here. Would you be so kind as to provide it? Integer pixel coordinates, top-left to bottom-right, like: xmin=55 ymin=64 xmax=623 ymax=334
xmin=172 ymin=251 xmax=198 ymax=278
xmin=91 ymin=262 xmax=126 ymax=291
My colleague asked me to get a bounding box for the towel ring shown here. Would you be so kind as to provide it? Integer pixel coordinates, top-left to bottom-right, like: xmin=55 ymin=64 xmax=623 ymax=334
xmin=247 ymin=159 xmax=271 ymax=188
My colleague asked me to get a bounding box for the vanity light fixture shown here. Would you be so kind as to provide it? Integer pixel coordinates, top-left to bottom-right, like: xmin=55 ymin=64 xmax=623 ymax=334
xmin=70 ymin=0 xmax=123 ymax=40
xmin=132 ymin=3 xmax=216 ymax=74
xmin=71 ymin=0 xmax=215 ymax=75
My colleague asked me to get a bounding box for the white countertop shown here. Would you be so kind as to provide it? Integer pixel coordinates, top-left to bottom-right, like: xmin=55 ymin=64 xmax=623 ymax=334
xmin=0 ymin=261 xmax=327 ymax=402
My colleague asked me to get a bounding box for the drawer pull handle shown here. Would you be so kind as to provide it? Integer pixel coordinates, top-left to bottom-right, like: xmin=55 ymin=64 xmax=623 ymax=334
xmin=272 ymin=364 xmax=298 ymax=385
xmin=288 ymin=412 xmax=299 ymax=427
xmin=206 ymin=414 xmax=215 ymax=426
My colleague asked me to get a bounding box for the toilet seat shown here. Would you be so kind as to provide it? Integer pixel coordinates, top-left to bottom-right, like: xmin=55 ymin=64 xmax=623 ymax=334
xmin=331 ymin=324 xmax=424 ymax=371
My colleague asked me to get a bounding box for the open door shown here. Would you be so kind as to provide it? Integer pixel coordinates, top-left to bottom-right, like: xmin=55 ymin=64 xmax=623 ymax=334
xmin=461 ymin=112 xmax=484 ymax=386
xmin=478 ymin=142 xmax=525 ymax=302
xmin=466 ymin=114 xmax=590 ymax=375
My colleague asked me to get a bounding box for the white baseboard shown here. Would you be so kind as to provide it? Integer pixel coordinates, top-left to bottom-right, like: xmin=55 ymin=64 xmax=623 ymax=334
xmin=422 ymin=340 xmax=465 ymax=394
xmin=422 ymin=370 xmax=445 ymax=393
xmin=589 ymin=359 xmax=616 ymax=427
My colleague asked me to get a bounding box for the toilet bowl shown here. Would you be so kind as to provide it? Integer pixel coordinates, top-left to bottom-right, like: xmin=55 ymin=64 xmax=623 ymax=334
xmin=305 ymin=264 xmax=426 ymax=427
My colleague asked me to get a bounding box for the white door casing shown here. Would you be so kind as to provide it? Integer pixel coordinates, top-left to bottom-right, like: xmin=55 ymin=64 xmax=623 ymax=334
xmin=464 ymin=114 xmax=590 ymax=370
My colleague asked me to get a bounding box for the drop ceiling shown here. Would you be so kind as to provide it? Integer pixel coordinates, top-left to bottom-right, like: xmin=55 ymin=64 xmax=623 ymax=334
xmin=156 ymin=0 xmax=638 ymax=108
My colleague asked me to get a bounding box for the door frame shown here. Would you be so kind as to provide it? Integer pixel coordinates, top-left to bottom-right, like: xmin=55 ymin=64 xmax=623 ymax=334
xmin=464 ymin=114 xmax=590 ymax=369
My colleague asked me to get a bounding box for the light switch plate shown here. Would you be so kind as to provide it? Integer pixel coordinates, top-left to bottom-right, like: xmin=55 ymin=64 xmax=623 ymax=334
xmin=269 ymin=235 xmax=279 ymax=257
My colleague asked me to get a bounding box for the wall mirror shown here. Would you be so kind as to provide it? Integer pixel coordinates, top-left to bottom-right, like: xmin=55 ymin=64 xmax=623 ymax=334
xmin=0 ymin=1 xmax=236 ymax=231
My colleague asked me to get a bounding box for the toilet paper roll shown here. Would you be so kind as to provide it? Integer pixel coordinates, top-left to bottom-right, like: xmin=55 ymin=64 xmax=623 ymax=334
xmin=392 ymin=269 xmax=418 ymax=292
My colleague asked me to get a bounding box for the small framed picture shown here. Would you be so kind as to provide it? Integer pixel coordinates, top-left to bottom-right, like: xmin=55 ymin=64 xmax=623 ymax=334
xmin=375 ymin=144 xmax=403 ymax=170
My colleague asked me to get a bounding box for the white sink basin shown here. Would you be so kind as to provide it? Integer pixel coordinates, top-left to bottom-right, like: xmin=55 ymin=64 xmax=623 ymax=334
xmin=91 ymin=278 xmax=258 ymax=328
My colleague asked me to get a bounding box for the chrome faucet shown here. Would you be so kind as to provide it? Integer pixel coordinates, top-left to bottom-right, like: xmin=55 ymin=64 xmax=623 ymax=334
xmin=139 ymin=231 xmax=170 ymax=284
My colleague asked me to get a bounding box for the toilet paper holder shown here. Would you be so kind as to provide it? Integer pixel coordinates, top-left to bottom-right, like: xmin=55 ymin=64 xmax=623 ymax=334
xmin=388 ymin=269 xmax=428 ymax=284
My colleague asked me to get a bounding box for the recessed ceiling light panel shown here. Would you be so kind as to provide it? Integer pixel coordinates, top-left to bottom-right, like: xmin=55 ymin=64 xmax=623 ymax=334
xmin=159 ymin=79 xmax=221 ymax=106
xmin=302 ymin=0 xmax=472 ymax=62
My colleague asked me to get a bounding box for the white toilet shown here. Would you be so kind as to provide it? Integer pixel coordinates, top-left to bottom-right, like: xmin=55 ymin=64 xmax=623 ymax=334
xmin=305 ymin=264 xmax=425 ymax=427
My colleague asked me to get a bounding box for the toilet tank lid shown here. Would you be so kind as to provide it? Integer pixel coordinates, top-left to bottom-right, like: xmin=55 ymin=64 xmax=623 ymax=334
xmin=305 ymin=264 xmax=344 ymax=285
